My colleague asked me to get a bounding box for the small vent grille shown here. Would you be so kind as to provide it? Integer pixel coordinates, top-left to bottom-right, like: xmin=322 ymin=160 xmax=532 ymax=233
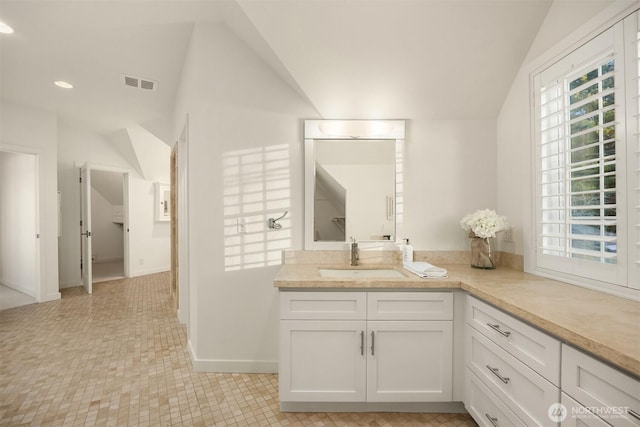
xmin=124 ymin=76 xmax=138 ymax=88
xmin=121 ymin=74 xmax=158 ymax=91
xmin=140 ymin=79 xmax=155 ymax=90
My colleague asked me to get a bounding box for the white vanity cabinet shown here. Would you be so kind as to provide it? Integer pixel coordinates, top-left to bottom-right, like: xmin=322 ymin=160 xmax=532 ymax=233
xmin=279 ymin=291 xmax=453 ymax=405
xmin=465 ymin=295 xmax=561 ymax=426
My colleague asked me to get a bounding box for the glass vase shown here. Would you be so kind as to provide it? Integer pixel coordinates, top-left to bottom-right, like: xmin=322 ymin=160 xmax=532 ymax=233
xmin=469 ymin=234 xmax=496 ymax=270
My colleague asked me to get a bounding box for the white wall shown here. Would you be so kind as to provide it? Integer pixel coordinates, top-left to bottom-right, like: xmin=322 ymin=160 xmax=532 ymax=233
xmin=127 ymin=177 xmax=170 ymax=276
xmin=401 ymin=120 xmax=497 ymax=250
xmin=90 ymin=187 xmax=124 ymax=263
xmin=172 ymin=22 xmax=499 ymax=373
xmin=496 ymin=1 xmax=631 ymax=258
xmin=0 ymin=100 xmax=59 ymax=302
xmin=173 ymin=23 xmax=318 ymax=372
xmin=0 ymin=151 xmax=37 ymax=296
xmin=57 ymin=122 xmax=170 ymax=287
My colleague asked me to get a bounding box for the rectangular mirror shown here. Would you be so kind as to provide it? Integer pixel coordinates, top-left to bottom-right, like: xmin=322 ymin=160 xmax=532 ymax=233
xmin=304 ymin=120 xmax=405 ymax=249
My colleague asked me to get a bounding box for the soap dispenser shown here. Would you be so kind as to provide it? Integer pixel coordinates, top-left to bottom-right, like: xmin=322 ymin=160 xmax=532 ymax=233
xmin=402 ymin=238 xmax=413 ymax=263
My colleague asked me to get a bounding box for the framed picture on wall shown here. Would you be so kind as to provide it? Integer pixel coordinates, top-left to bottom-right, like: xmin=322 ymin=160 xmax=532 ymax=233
xmin=155 ymin=182 xmax=170 ymax=222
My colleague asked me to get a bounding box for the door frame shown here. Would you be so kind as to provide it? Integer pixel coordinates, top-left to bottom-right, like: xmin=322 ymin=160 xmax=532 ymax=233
xmin=176 ymin=116 xmax=190 ymax=326
xmin=170 ymin=144 xmax=178 ymax=308
xmin=80 ymin=164 xmax=93 ymax=294
xmin=0 ymin=145 xmax=42 ymax=301
xmin=80 ymin=163 xmax=131 ymax=286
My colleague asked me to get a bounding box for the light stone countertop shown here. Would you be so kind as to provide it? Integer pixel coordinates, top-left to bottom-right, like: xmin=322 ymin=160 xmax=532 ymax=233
xmin=274 ymin=263 xmax=640 ymax=378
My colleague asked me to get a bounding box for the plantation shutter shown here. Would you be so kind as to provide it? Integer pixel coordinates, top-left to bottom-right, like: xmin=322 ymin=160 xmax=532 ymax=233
xmin=535 ymin=24 xmax=627 ymax=286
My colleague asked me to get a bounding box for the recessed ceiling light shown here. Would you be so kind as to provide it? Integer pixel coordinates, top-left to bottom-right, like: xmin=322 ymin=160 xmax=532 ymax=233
xmin=0 ymin=22 xmax=14 ymax=34
xmin=54 ymin=81 xmax=74 ymax=89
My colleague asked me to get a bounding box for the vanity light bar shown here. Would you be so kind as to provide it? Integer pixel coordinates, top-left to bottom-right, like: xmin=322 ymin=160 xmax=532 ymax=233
xmin=305 ymin=120 xmax=405 ymax=139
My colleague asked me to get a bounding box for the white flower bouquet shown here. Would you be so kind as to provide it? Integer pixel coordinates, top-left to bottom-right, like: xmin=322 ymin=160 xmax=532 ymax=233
xmin=460 ymin=209 xmax=508 ymax=239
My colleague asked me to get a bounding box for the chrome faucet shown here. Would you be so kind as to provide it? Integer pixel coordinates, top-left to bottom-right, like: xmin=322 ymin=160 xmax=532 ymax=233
xmin=350 ymin=237 xmax=359 ymax=266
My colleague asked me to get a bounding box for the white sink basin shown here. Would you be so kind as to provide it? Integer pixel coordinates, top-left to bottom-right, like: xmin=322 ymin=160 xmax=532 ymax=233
xmin=318 ymin=268 xmax=405 ymax=278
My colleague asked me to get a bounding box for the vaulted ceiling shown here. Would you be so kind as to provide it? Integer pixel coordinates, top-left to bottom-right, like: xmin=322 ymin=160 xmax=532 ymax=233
xmin=0 ymin=0 xmax=571 ymax=141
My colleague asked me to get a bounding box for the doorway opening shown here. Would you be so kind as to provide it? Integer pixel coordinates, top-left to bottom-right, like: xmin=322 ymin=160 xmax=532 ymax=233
xmin=0 ymin=150 xmax=39 ymax=307
xmin=80 ymin=165 xmax=129 ymax=293
xmin=90 ymin=170 xmax=126 ymax=283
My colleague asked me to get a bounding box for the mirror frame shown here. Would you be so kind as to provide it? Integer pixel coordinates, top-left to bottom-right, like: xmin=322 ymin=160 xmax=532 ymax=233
xmin=304 ymin=119 xmax=406 ymax=250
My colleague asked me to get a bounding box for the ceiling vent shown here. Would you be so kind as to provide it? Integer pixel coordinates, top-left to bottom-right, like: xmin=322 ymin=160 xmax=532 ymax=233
xmin=121 ymin=74 xmax=158 ymax=91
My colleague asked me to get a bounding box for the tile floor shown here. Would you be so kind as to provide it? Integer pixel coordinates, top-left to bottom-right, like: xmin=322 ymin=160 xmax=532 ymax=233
xmin=0 ymin=272 xmax=477 ymax=426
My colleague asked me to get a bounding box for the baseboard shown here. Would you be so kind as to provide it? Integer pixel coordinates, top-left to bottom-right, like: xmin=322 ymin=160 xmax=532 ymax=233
xmin=44 ymin=292 xmax=61 ymax=302
xmin=280 ymin=401 xmax=467 ymax=413
xmin=128 ymin=266 xmax=170 ymax=277
xmin=188 ymin=340 xmax=277 ymax=373
xmin=177 ymin=309 xmax=187 ymax=325
xmin=0 ymin=278 xmax=36 ymax=298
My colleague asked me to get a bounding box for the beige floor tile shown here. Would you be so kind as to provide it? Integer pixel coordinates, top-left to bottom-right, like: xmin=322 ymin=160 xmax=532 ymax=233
xmin=1 ymin=273 xmax=477 ymax=426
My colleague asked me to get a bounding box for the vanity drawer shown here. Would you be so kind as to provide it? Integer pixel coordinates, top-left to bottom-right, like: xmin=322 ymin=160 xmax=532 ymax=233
xmin=562 ymin=344 xmax=640 ymax=427
xmin=280 ymin=292 xmax=366 ymax=320
xmin=367 ymin=292 xmax=453 ymax=320
xmin=466 ymin=325 xmax=559 ymax=426
xmin=561 ymin=392 xmax=611 ymax=427
xmin=466 ymin=295 xmax=561 ymax=385
xmin=465 ymin=367 xmax=526 ymax=427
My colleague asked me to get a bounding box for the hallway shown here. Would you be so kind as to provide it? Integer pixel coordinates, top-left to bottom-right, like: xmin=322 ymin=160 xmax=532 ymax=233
xmin=0 ymin=273 xmax=475 ymax=426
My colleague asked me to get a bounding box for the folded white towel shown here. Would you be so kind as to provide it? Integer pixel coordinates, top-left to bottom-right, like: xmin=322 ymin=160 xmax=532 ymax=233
xmin=403 ymin=261 xmax=448 ymax=278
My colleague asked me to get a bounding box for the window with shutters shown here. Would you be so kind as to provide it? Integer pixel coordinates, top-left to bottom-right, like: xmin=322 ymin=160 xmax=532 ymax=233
xmin=533 ymin=11 xmax=639 ymax=294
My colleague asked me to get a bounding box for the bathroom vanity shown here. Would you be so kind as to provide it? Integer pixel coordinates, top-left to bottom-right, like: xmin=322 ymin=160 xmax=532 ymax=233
xmin=279 ymin=291 xmax=454 ymax=405
xmin=274 ymin=251 xmax=640 ymax=425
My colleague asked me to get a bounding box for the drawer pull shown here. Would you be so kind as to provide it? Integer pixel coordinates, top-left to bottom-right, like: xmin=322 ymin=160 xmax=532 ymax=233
xmin=487 ymin=323 xmax=511 ymax=337
xmin=485 ymin=413 xmax=499 ymax=427
xmin=486 ymin=365 xmax=510 ymax=384
xmin=360 ymin=331 xmax=364 ymax=356
xmin=629 ymin=409 xmax=640 ymax=421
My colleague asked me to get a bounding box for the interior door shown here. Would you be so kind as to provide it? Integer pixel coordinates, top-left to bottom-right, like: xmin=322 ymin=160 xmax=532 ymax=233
xmin=80 ymin=164 xmax=92 ymax=294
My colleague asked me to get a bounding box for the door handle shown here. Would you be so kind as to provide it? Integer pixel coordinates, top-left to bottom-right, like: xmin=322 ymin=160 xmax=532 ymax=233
xmin=81 ymin=231 xmax=92 ymax=237
xmin=370 ymin=331 xmax=375 ymax=356
xmin=360 ymin=331 xmax=364 ymax=356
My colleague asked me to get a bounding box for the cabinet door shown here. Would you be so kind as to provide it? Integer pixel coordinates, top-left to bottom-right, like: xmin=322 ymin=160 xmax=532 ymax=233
xmin=280 ymin=320 xmax=366 ymax=402
xmin=367 ymin=320 xmax=453 ymax=402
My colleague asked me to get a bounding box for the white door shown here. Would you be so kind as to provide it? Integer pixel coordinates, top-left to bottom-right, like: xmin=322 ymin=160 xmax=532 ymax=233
xmin=279 ymin=320 xmax=367 ymax=402
xmin=80 ymin=164 xmax=92 ymax=294
xmin=367 ymin=320 xmax=453 ymax=402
